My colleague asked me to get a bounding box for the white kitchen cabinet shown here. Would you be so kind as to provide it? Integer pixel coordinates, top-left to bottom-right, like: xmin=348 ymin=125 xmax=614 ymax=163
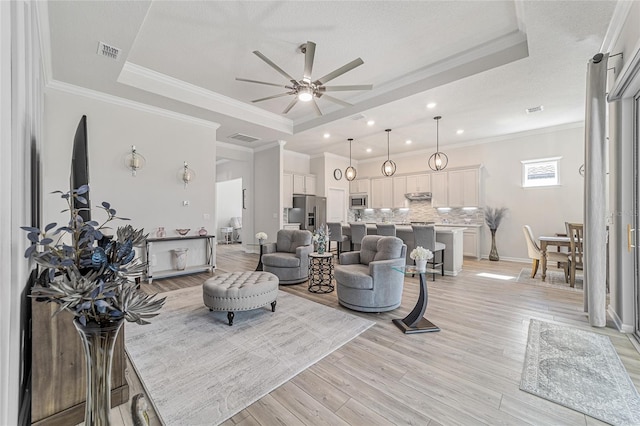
xmin=431 ymin=172 xmax=448 ymax=207
xmin=392 ymin=176 xmax=407 ymax=208
xmin=406 ymin=174 xmax=431 ymax=193
xmin=462 ymin=228 xmax=481 ymax=260
xmin=292 ymin=173 xmax=316 ymax=195
xmin=448 ymin=168 xmax=479 ymax=207
xmin=283 ymin=173 xmax=293 ymax=208
xmin=371 ymin=178 xmax=393 ymax=208
xmin=350 ymin=178 xmax=370 ymax=195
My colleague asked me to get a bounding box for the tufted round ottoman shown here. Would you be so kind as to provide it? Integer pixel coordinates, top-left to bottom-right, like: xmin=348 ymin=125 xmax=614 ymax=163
xmin=203 ymin=271 xmax=279 ymax=326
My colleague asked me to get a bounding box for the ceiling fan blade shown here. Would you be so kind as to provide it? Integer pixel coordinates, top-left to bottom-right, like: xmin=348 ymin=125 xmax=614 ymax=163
xmin=321 ymin=94 xmax=353 ymax=108
xmin=311 ymin=98 xmax=322 ymax=116
xmin=251 ymin=92 xmax=292 ymax=103
xmin=282 ymin=97 xmax=298 ymax=114
xmin=236 ymin=78 xmax=287 ymax=88
xmin=253 ymin=50 xmax=296 ymax=82
xmin=314 ymin=58 xmax=364 ymax=85
xmin=321 ymin=84 xmax=373 ymax=92
xmin=303 ymin=41 xmax=316 ymax=81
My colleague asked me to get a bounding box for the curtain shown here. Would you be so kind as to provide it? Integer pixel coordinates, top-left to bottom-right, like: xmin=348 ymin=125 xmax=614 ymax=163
xmin=584 ymin=52 xmax=609 ymax=327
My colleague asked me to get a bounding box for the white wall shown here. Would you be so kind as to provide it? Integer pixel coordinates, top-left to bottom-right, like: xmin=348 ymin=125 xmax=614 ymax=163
xmin=355 ymin=124 xmax=585 ymax=260
xmin=311 ymin=152 xmax=351 ymax=221
xmin=283 ymin=149 xmax=311 ymax=174
xmin=42 ymin=89 xmax=219 ymax=271
xmin=254 ymin=142 xmax=283 ymax=245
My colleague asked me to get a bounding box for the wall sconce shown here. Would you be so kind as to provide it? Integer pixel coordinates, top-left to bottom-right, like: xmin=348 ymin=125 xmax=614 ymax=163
xmin=124 ymin=145 xmax=146 ymax=176
xmin=180 ymin=161 xmax=196 ymax=188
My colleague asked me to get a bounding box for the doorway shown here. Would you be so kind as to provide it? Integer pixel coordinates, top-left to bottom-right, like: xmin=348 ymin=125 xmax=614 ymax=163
xmin=216 ymin=178 xmax=243 ymax=244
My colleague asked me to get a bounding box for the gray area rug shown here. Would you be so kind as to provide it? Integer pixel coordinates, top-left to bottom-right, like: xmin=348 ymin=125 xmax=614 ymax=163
xmin=126 ymin=286 xmax=374 ymax=425
xmin=520 ymin=319 xmax=640 ymax=425
xmin=516 ymin=267 xmax=583 ymax=291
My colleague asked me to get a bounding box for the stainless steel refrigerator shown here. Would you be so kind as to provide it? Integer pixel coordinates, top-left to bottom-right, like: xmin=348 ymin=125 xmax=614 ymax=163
xmin=289 ymin=195 xmax=326 ymax=232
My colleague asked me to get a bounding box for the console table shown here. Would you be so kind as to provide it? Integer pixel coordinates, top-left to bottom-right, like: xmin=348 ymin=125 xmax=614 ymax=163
xmin=145 ymin=235 xmax=215 ymax=283
xmin=392 ymin=265 xmax=440 ymax=334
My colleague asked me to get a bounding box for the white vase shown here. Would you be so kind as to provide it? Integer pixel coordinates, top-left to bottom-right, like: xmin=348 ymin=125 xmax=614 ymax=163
xmin=416 ymin=259 xmax=428 ymax=271
xmin=172 ymin=248 xmax=189 ymax=270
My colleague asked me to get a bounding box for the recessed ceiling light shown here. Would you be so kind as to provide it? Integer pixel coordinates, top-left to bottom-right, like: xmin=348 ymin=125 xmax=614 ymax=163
xmin=323 ymin=133 xmax=330 ymax=138
xmin=426 ymin=102 xmax=437 ymax=109
xmin=405 ymin=140 xmax=412 ymax=144
xmin=456 ymin=129 xmax=464 ymax=135
xmin=366 ymin=148 xmax=372 ymax=153
xmin=367 ymin=120 xmax=375 ymax=126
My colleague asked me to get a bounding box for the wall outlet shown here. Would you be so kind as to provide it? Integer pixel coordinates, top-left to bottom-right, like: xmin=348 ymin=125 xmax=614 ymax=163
xmin=183 ymin=200 xmax=190 ymax=206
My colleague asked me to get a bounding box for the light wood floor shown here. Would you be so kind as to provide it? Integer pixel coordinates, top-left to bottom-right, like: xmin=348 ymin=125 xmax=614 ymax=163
xmin=107 ymin=244 xmax=640 ymax=426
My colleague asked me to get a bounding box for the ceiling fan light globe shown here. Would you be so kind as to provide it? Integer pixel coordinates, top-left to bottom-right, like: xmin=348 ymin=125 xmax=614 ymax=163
xmin=298 ymin=87 xmax=313 ymax=102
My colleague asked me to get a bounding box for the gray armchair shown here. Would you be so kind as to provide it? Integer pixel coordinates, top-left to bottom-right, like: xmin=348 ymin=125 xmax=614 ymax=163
xmin=261 ymin=230 xmax=313 ymax=284
xmin=335 ymin=235 xmax=407 ymax=312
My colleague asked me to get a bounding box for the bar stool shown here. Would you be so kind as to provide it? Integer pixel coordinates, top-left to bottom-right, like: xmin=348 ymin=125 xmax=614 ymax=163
xmin=412 ymin=224 xmax=445 ymax=276
xmin=376 ymin=223 xmax=396 ymax=236
xmin=349 ymin=223 xmax=367 ymax=251
xmin=327 ymin=222 xmax=349 ymax=256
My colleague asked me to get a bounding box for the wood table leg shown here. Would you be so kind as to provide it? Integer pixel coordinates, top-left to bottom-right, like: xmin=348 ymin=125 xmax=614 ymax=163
xmin=541 ymin=241 xmax=548 ymax=282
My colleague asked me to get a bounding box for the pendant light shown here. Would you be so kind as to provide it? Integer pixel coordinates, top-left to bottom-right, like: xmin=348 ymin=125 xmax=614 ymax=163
xmin=381 ymin=129 xmax=396 ymax=177
xmin=345 ymin=138 xmax=357 ymax=181
xmin=428 ymin=116 xmax=448 ymax=171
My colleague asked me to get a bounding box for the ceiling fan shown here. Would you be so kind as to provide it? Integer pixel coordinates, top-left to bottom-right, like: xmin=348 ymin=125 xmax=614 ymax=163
xmin=236 ymin=41 xmax=372 ymax=116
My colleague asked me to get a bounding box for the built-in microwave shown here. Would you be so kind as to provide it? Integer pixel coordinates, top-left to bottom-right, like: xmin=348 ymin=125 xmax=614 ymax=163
xmin=349 ymin=194 xmax=369 ymax=209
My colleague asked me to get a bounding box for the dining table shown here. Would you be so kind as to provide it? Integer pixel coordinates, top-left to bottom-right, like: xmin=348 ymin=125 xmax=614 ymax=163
xmin=539 ymin=235 xmax=571 ymax=281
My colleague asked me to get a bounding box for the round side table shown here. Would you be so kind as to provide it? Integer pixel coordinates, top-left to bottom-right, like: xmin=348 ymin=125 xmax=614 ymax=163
xmin=308 ymin=252 xmax=334 ymax=293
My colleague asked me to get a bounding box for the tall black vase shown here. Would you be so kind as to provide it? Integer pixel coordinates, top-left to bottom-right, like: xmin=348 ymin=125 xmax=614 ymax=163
xmin=489 ymin=229 xmax=500 ymax=261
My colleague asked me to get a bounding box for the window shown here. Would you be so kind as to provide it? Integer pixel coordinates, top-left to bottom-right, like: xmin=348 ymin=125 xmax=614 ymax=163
xmin=521 ymin=157 xmax=561 ymax=187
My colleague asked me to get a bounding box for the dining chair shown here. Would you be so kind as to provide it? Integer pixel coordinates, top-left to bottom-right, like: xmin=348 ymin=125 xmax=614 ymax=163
xmin=565 ymin=222 xmax=584 ymax=287
xmin=523 ymin=225 xmax=569 ymax=281
xmin=327 ymin=222 xmax=349 ymax=257
xmin=412 ymin=224 xmax=445 ymax=276
xmin=376 ymin=223 xmax=396 ymax=236
xmin=349 ymin=223 xmax=367 ymax=251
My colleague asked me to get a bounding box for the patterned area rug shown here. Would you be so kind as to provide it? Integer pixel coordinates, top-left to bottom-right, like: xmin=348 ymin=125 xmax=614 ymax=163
xmin=126 ymin=287 xmax=374 ymax=425
xmin=521 ymin=320 xmax=640 ymax=425
xmin=516 ymin=267 xmax=583 ymax=291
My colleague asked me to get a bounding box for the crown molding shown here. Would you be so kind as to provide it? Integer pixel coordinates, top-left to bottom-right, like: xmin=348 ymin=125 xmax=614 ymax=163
xmin=253 ymin=140 xmax=286 ymax=153
xmin=283 ymin=149 xmax=311 ymax=160
xmin=46 ymin=80 xmax=221 ymax=130
xmin=215 ymin=140 xmax=254 ymax=153
xmin=118 ymin=62 xmax=293 ymax=134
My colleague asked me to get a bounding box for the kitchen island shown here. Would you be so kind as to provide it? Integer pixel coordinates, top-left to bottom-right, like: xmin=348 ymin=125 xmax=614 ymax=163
xmin=342 ymin=223 xmax=466 ymax=276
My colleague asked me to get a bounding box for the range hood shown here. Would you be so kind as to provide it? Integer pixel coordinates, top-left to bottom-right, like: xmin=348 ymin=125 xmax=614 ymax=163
xmin=405 ymin=192 xmax=432 ymax=201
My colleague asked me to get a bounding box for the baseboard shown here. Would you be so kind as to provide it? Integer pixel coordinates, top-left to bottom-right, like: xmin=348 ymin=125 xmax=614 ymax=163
xmin=480 ymin=255 xmax=530 ymax=263
xmin=607 ymin=305 xmax=635 ymax=333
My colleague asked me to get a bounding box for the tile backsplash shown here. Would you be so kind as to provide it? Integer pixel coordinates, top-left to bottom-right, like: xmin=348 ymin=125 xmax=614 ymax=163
xmin=347 ymin=201 xmax=485 ymax=225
